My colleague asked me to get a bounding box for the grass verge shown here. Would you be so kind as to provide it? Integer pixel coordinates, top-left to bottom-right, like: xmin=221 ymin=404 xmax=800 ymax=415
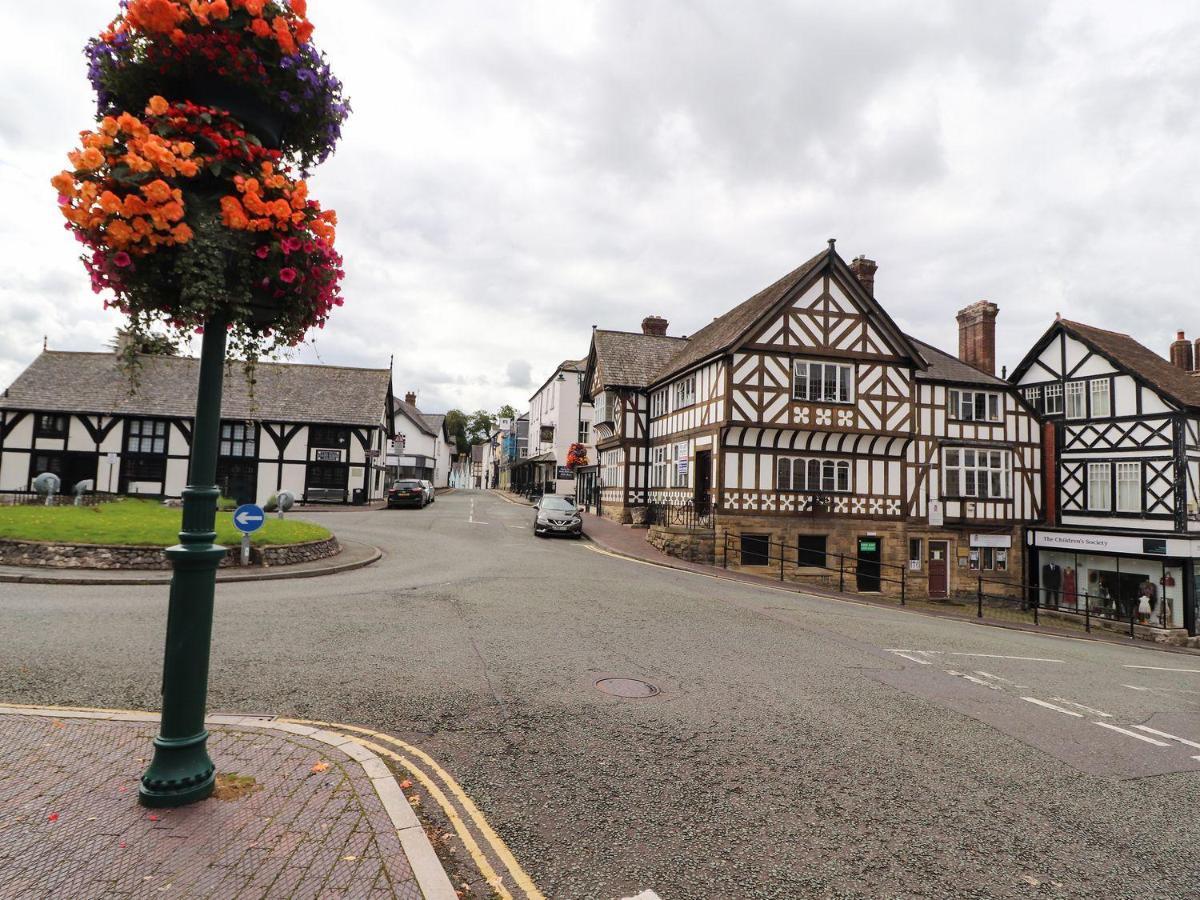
xmin=0 ymin=499 xmax=330 ymax=547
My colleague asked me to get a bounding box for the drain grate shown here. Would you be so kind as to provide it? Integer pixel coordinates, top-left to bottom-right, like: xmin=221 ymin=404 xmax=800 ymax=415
xmin=595 ymin=677 xmax=660 ymax=699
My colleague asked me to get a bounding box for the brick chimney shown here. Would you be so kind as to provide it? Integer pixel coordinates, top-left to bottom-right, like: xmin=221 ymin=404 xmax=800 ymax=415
xmin=1194 ymin=338 xmax=1200 ymax=375
xmin=956 ymin=301 xmax=1000 ymax=376
xmin=849 ymin=256 xmax=878 ymax=296
xmin=1169 ymin=331 xmax=1193 ymax=371
xmin=404 ymin=391 xmax=417 ymax=406
xmin=641 ymin=315 xmax=669 ymax=336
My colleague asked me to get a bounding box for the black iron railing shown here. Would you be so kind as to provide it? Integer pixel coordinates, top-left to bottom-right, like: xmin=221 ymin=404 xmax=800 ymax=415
xmin=647 ymin=497 xmax=714 ymax=530
xmin=722 ymin=533 xmax=911 ymax=601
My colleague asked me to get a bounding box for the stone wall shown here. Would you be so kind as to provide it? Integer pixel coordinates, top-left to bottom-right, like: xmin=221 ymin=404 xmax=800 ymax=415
xmin=0 ymin=535 xmax=340 ymax=570
xmin=648 ymin=524 xmax=715 ymax=564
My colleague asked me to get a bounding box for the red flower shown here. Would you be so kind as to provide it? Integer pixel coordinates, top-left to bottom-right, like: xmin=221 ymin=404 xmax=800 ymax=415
xmin=255 ymin=245 xmax=269 ymax=259
xmin=279 ymin=267 xmax=297 ymax=283
xmin=113 ymin=251 xmax=132 ymax=268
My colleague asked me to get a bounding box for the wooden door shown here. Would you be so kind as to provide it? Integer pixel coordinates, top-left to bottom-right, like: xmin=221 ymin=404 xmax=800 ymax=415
xmin=929 ymin=541 xmax=948 ymax=598
xmin=694 ymin=450 xmax=712 ymax=513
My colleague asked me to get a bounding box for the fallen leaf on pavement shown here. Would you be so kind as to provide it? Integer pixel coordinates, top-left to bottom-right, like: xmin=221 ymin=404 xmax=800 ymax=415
xmin=47 ymin=813 xmax=59 ymax=822
xmin=119 ymin=842 xmax=126 ymax=849
xmin=52 ymin=720 xmax=65 ymax=728
xmin=399 ymin=779 xmax=412 ymax=789
xmin=311 ymin=761 xmax=330 ymax=774
xmin=342 ymin=855 xmax=357 ymax=861
xmin=408 ymin=795 xmax=421 ymax=807
xmin=147 ymin=814 xmax=159 ymax=822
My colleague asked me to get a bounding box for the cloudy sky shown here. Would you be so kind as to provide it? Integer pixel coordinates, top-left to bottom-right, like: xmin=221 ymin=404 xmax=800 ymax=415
xmin=4 ymin=1 xmax=1200 ymax=415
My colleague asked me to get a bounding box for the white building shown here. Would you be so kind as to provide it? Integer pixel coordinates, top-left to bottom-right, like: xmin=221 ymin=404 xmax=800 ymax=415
xmin=0 ymin=350 xmax=393 ymax=505
xmin=389 ymin=392 xmax=452 ymax=487
xmin=515 ymin=358 xmax=593 ymax=494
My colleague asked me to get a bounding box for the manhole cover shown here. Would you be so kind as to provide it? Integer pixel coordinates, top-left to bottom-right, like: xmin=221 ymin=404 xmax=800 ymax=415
xmin=595 ymin=677 xmax=660 ymax=698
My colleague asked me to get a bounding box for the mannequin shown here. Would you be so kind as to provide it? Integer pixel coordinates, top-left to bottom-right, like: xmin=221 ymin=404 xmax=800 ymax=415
xmin=1137 ymin=587 xmax=1154 ymax=624
xmin=1063 ymin=566 xmax=1077 ymax=607
xmin=1042 ymin=561 xmax=1062 ymax=605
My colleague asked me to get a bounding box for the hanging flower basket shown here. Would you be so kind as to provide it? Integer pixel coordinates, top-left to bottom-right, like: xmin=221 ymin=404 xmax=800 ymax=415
xmin=53 ymin=97 xmax=343 ymax=360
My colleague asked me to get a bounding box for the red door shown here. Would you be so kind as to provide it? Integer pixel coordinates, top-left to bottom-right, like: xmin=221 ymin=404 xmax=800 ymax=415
xmin=929 ymin=541 xmax=948 ymax=599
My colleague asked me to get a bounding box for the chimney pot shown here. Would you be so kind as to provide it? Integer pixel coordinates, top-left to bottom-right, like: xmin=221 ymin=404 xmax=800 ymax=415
xmin=404 ymin=391 xmax=417 ymax=406
xmin=956 ymin=300 xmax=1000 ymax=376
xmin=1170 ymin=332 xmax=1194 ymax=372
xmin=849 ymin=256 xmax=878 ymax=296
xmin=641 ymin=315 xmax=669 ymax=336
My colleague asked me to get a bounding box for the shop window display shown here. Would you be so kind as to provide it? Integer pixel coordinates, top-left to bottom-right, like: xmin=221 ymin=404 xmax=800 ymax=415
xmin=1039 ymin=550 xmax=1185 ymax=628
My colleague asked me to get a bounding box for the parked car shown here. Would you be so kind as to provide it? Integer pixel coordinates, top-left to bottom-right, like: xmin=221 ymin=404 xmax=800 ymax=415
xmin=533 ymin=495 xmax=583 ymax=538
xmin=419 ymin=480 xmax=436 ymax=504
xmin=387 ymin=479 xmax=427 ymax=509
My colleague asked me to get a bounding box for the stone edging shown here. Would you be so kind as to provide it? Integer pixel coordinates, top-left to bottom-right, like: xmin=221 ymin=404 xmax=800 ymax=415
xmin=0 ymin=704 xmax=456 ymax=900
xmin=0 ymin=534 xmax=340 ymax=571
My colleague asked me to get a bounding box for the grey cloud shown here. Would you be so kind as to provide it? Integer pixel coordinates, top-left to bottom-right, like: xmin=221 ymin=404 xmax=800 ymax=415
xmin=505 ymin=359 xmax=532 ymax=387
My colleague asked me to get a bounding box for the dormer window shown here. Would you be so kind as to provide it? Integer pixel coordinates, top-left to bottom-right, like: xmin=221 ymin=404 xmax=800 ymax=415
xmin=793 ymin=361 xmax=852 ymax=404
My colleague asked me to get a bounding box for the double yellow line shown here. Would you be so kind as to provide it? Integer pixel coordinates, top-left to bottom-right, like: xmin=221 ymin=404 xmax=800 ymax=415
xmin=291 ymin=718 xmax=544 ymax=900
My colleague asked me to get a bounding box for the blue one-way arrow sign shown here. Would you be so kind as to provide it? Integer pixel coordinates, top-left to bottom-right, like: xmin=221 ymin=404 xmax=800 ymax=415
xmin=233 ymin=503 xmax=266 ymax=534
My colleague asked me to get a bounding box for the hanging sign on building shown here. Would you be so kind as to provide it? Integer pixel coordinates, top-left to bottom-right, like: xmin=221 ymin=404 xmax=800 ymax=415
xmin=556 ymin=466 xmax=575 ymax=480
xmin=315 ymin=449 xmax=342 ymax=462
xmin=540 ymin=425 xmax=555 ymax=444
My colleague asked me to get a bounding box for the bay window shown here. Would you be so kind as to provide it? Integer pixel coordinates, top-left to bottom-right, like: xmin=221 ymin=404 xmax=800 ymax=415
xmin=793 ymin=360 xmax=853 ymax=404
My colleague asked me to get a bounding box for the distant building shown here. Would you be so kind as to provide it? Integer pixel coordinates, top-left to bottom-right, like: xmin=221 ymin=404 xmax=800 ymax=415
xmin=389 ymin=391 xmax=452 ymax=487
xmin=513 ymin=358 xmax=593 ymax=495
xmin=0 ymin=349 xmax=393 ymax=505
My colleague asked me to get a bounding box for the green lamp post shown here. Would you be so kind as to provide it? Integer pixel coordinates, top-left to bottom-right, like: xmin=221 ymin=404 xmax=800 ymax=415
xmin=59 ymin=2 xmax=350 ymax=808
xmin=138 ymin=311 xmax=228 ymax=807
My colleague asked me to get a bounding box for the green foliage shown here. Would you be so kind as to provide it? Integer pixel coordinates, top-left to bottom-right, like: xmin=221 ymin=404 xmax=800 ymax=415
xmin=497 ymin=404 xmax=518 ymax=421
xmin=0 ymin=499 xmax=329 ymax=547
xmin=444 ymin=409 xmax=471 ymax=455
xmin=467 ymin=410 xmax=497 ymax=444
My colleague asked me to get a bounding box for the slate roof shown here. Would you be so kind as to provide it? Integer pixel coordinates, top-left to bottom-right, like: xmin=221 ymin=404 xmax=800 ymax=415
xmin=0 ymin=351 xmax=390 ymax=426
xmin=591 ymin=331 xmax=688 ymax=389
xmin=392 ymin=397 xmax=437 ymax=437
xmin=908 ymin=337 xmax=1008 ymax=386
xmin=1059 ymin=319 xmax=1200 ymax=409
xmin=652 ymin=251 xmax=827 ymax=382
xmin=422 ymin=413 xmax=448 ymax=439
xmin=532 ymin=357 xmax=589 ymax=399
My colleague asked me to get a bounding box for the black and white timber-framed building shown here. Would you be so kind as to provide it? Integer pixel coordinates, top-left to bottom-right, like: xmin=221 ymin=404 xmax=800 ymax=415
xmin=0 ymin=350 xmax=395 ymax=506
xmin=1011 ymin=320 xmax=1200 ymax=636
xmin=582 ymin=243 xmax=1043 ymax=600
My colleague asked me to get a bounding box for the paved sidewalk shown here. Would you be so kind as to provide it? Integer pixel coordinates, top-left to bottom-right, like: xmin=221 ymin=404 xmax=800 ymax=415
xmin=0 ymin=539 xmax=382 ymax=586
xmin=0 ymin=708 xmax=454 ymax=899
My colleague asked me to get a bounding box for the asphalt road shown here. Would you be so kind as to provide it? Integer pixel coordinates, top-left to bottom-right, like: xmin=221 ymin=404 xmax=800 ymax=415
xmin=3 ymin=490 xmax=1199 ymax=898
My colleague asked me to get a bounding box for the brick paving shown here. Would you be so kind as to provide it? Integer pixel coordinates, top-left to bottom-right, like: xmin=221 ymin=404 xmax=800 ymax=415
xmin=0 ymin=713 xmax=422 ymax=899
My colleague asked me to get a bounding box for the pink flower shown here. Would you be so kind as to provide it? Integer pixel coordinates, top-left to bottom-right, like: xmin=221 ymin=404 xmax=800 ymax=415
xmin=112 ymin=252 xmax=132 ymax=268
xmin=255 ymin=245 xmax=269 ymax=259
xmin=279 ymin=267 xmax=297 ymax=283
xmin=283 ymin=236 xmax=302 ymax=253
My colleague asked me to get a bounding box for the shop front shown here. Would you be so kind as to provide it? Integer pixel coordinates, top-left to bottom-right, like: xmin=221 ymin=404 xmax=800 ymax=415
xmin=1029 ymin=529 xmax=1197 ymax=635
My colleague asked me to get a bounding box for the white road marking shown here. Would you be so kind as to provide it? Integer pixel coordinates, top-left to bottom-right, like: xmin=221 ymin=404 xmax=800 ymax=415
xmin=1122 ymin=684 xmax=1150 ymax=691
xmin=1021 ymin=697 xmax=1083 ymax=717
xmin=622 ymin=892 xmax=663 ymax=900
xmin=1123 ymin=665 xmax=1200 ymax=673
xmin=1050 ymin=698 xmax=1112 ymax=718
xmin=974 ymin=671 xmax=1027 ymax=688
xmin=1093 ymin=721 xmax=1170 ymax=746
xmin=1132 ymin=725 xmax=1200 ymax=750
xmin=899 ymin=651 xmax=1063 ymax=663
xmin=1193 ymin=755 xmax=1200 ymax=763
xmin=947 ymin=670 xmax=1003 ymax=690
xmin=887 ymin=651 xmax=932 ymax=665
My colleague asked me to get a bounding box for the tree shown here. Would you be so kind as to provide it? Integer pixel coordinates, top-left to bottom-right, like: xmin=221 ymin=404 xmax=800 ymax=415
xmin=444 ymin=409 xmax=471 ymax=455
xmin=467 ymin=410 xmax=497 ymax=444
xmin=497 ymin=403 xmax=518 ymax=421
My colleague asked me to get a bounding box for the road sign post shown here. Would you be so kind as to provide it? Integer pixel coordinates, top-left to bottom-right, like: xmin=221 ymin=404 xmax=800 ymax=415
xmin=232 ymin=504 xmax=265 ymax=568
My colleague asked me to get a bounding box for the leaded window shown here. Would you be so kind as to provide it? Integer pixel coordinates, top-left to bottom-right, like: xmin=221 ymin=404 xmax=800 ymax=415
xmin=1116 ymin=462 xmax=1140 ymax=512
xmin=1065 ymin=381 xmax=1086 ymax=419
xmin=775 ymin=457 xmax=851 ymax=493
xmin=220 ymin=422 xmax=256 ymax=458
xmin=943 ymin=448 xmax=1010 ymax=499
xmin=793 ymin=361 xmax=853 ymax=404
xmin=1044 ymin=383 xmax=1064 ymax=414
xmin=948 ymin=390 xmax=1001 ymax=422
xmin=1087 ymin=462 xmax=1112 ymax=511
xmin=127 ymin=419 xmax=167 ymax=455
xmin=1090 ymin=379 xmax=1111 ymax=418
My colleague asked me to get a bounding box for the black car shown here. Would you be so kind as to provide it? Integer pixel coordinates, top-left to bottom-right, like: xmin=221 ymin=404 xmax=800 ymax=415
xmin=387 ymin=479 xmax=427 ymax=509
xmin=533 ymin=496 xmax=583 ymax=538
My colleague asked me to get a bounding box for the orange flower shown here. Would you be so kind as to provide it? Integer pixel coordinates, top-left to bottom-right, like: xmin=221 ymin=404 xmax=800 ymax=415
xmin=126 ymin=0 xmax=186 ymax=34
xmin=142 ymin=179 xmax=172 ymax=204
xmin=107 ymin=220 xmax=134 ymax=245
xmin=294 ymin=20 xmax=314 ymax=44
xmin=98 ymin=191 xmax=124 ymax=214
xmin=50 ymin=171 xmax=76 ymax=196
xmin=146 ymin=95 xmax=170 ymax=116
xmin=79 ymin=147 xmax=105 ymax=170
xmin=178 ymin=159 xmax=200 ymax=178
xmin=116 ymin=112 xmax=142 ymax=134
xmin=291 ymin=0 xmax=307 ymax=16
xmin=159 ymin=200 xmax=185 ymax=222
xmin=171 ymin=223 xmax=194 ymax=243
xmin=273 ymin=16 xmax=296 ymax=55
xmin=249 ymin=17 xmax=271 ymax=38
xmin=123 ymin=195 xmax=149 ymax=217
xmin=100 ymin=117 xmax=119 ymax=136
xmin=176 ymin=141 xmax=195 ymax=158
xmin=209 ymin=0 xmax=229 ymax=19
xmin=241 ymin=0 xmax=266 ymax=15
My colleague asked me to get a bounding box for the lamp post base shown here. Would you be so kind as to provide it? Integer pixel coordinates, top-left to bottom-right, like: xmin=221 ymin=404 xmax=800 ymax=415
xmin=139 ymin=730 xmax=216 ymax=807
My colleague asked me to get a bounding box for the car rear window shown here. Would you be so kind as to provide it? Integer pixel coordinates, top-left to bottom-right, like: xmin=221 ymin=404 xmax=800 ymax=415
xmin=393 ymin=481 xmax=421 ymax=488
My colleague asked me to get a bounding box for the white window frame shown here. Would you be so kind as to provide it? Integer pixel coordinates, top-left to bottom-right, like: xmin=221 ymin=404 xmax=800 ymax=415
xmin=1044 ymin=383 xmax=1064 ymax=415
xmin=671 ymin=442 xmax=690 ymax=488
xmin=650 ymin=389 xmax=667 ymax=418
xmin=219 ymin=422 xmax=256 ymax=458
xmin=1065 ymin=381 xmax=1086 ymax=419
xmin=1090 ymin=379 xmax=1111 ymax=418
xmin=1021 ymin=386 xmax=1041 ymax=405
xmin=948 ymin=389 xmax=1001 ymax=423
xmin=651 ymin=445 xmax=668 ymax=489
xmin=673 ymin=377 xmax=696 ymax=410
xmin=1116 ymin=461 xmax=1140 ymax=513
xmin=1088 ymin=462 xmax=1112 ymax=511
xmin=792 ymin=360 xmax=853 ymax=404
xmin=577 ymin=420 xmax=590 ymax=444
xmin=127 ymin=418 xmax=167 ymax=455
xmin=775 ymin=457 xmax=851 ymax=493
xmin=942 ymin=447 xmax=1011 ymax=499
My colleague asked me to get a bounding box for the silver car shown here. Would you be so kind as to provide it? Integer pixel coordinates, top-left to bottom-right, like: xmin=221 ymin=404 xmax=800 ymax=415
xmin=533 ymin=496 xmax=583 ymax=538
xmin=419 ymin=480 xmax=436 ymax=504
